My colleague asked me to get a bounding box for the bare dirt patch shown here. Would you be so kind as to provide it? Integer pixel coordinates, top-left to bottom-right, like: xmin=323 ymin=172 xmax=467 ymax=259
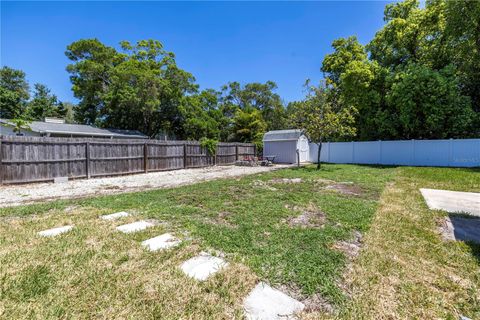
xmin=325 ymin=182 xmax=363 ymax=196
xmin=332 ymin=230 xmax=363 ymax=259
xmin=283 ymin=203 xmax=326 ymax=228
xmin=214 ymin=211 xmax=238 ymax=229
xmin=0 ymin=165 xmax=290 ymax=208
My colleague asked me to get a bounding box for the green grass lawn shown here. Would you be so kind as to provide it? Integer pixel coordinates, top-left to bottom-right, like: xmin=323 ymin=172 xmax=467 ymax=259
xmin=0 ymin=164 xmax=478 ymax=319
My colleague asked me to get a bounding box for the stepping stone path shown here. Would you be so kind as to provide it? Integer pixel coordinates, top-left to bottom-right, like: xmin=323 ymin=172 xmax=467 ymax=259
xmin=142 ymin=233 xmax=181 ymax=252
xmin=100 ymin=211 xmax=130 ymax=221
xmin=33 ymin=210 xmax=310 ymax=318
xmin=420 ymin=188 xmax=480 ymax=216
xmin=116 ymin=220 xmax=154 ymax=234
xmin=243 ymin=282 xmax=304 ymax=320
xmin=38 ymin=225 xmax=73 ymax=237
xmin=180 ymin=252 xmax=228 ymax=281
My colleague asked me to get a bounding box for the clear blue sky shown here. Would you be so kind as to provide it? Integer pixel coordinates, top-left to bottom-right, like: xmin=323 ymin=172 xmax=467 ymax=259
xmin=1 ymin=1 xmax=393 ymax=104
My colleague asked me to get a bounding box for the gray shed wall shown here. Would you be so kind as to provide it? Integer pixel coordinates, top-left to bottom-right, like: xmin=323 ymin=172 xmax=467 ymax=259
xmin=263 ymin=140 xmax=298 ymax=163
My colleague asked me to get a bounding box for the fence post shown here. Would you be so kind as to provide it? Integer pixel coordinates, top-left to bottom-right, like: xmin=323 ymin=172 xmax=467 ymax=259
xmin=183 ymin=143 xmax=187 ymax=169
xmin=235 ymin=145 xmax=239 ymax=161
xmin=351 ymin=141 xmax=355 ymax=163
xmin=85 ymin=142 xmax=90 ymax=179
xmin=378 ymin=140 xmax=382 ymax=165
xmin=144 ymin=142 xmax=148 ymax=173
xmin=253 ymin=144 xmax=257 ymax=158
xmin=412 ymin=139 xmax=415 ymax=163
xmin=327 ymin=142 xmax=331 ymax=163
xmin=213 ymin=145 xmax=217 ymax=166
xmin=448 ymin=138 xmax=453 ymax=167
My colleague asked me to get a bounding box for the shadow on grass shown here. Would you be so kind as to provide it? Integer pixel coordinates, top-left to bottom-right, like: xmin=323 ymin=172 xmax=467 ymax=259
xmin=467 ymin=242 xmax=480 ymax=265
xmin=448 ymin=214 xmax=480 ymax=265
xmin=290 ymin=163 xmax=398 ymax=172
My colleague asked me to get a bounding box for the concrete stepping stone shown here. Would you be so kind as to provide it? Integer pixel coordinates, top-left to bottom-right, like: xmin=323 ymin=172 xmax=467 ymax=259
xmin=420 ymin=188 xmax=480 ymax=216
xmin=38 ymin=225 xmax=74 ymax=237
xmin=180 ymin=252 xmax=228 ymax=281
xmin=100 ymin=211 xmax=130 ymax=221
xmin=243 ymin=282 xmax=304 ymax=320
xmin=116 ymin=220 xmax=154 ymax=234
xmin=142 ymin=233 xmax=180 ymax=251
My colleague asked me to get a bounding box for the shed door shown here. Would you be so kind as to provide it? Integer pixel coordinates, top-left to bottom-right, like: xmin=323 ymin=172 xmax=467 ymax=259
xmin=297 ymin=137 xmax=309 ymax=162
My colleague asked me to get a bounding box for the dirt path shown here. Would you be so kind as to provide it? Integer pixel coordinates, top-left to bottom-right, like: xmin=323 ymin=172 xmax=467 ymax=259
xmin=0 ymin=165 xmax=290 ymax=208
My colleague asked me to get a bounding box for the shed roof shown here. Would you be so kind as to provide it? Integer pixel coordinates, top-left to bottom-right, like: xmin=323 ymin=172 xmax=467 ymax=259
xmin=263 ymin=129 xmax=305 ymax=141
xmin=0 ymin=119 xmax=147 ymax=139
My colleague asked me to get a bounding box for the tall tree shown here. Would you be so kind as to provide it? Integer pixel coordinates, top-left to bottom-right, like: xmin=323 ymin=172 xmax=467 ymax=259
xmin=66 ymin=39 xmax=118 ymax=125
xmin=66 ymin=39 xmax=196 ymax=137
xmin=179 ymin=89 xmax=225 ymax=140
xmin=320 ymin=0 xmax=479 ymax=140
xmin=61 ymin=102 xmax=77 ymax=123
xmin=221 ymin=81 xmax=287 ymax=131
xmin=0 ymin=66 xmax=30 ymax=119
xmin=386 ymin=64 xmax=474 ymax=139
xmin=290 ymin=82 xmax=356 ymax=169
xmin=27 ymin=83 xmax=66 ymax=120
xmin=445 ymin=0 xmax=480 ymax=113
xmin=322 ymin=37 xmax=388 ymax=140
xmin=232 ymin=108 xmax=267 ymax=151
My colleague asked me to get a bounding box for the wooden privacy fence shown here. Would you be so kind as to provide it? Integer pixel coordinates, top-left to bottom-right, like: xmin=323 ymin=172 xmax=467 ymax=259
xmin=0 ymin=136 xmax=256 ymax=184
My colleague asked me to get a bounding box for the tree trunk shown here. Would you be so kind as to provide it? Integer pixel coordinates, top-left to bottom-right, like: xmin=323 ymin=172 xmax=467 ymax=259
xmin=316 ymin=142 xmax=322 ymax=170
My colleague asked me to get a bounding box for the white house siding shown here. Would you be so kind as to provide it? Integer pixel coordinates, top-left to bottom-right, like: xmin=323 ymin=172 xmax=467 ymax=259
xmin=264 ymin=140 xmax=298 ymax=163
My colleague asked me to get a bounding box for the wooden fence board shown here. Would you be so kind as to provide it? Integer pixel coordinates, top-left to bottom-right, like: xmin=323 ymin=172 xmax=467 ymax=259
xmin=0 ymin=136 xmax=255 ymax=184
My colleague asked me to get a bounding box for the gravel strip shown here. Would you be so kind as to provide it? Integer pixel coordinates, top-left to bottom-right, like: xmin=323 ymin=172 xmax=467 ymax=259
xmin=0 ymin=165 xmax=290 ymax=208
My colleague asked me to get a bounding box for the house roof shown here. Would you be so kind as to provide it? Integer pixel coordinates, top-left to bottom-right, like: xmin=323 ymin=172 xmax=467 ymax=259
xmin=0 ymin=119 xmax=148 ymax=139
xmin=263 ymin=129 xmax=305 ymax=141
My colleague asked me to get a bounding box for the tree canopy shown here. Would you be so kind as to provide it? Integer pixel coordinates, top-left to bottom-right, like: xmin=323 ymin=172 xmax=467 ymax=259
xmin=2 ymin=0 xmax=479 ymax=146
xmin=0 ymin=66 xmax=73 ymax=123
xmin=320 ymin=0 xmax=479 ymax=140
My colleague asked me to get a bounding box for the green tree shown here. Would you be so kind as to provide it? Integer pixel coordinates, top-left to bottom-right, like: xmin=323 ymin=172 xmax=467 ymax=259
xmin=232 ymin=108 xmax=267 ymax=151
xmin=27 ymin=83 xmax=66 ymax=120
xmin=66 ymin=39 xmax=118 ymax=125
xmin=290 ymin=82 xmax=356 ymax=169
xmin=179 ymin=89 xmax=224 ymax=140
xmin=322 ymin=37 xmax=388 ymax=140
xmin=0 ymin=66 xmax=30 ymax=119
xmin=61 ymin=102 xmax=77 ymax=123
xmin=445 ymin=0 xmax=480 ymax=113
xmin=320 ymin=0 xmax=479 ymax=140
xmin=220 ymin=81 xmax=287 ymax=131
xmin=386 ymin=64 xmax=474 ymax=139
xmin=66 ymin=39 xmax=196 ymax=137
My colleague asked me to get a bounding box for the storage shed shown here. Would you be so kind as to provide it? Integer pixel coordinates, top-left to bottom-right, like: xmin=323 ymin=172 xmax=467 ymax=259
xmin=263 ymin=129 xmax=309 ymax=164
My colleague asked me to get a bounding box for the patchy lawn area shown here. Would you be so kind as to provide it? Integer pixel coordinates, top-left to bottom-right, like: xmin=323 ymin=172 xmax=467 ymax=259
xmin=342 ymin=166 xmax=480 ymax=320
xmin=0 ymin=164 xmax=478 ymax=319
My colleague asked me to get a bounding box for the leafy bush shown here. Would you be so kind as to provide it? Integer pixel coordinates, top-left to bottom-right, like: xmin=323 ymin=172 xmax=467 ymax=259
xmin=200 ymin=137 xmax=218 ymax=156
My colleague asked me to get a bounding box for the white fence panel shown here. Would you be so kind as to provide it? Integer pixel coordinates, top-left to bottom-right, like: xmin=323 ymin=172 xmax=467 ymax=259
xmin=354 ymin=141 xmax=380 ymax=164
xmin=308 ymin=139 xmax=480 ymax=168
xmin=381 ymin=140 xmax=414 ymax=165
xmin=330 ymin=142 xmax=353 ymax=163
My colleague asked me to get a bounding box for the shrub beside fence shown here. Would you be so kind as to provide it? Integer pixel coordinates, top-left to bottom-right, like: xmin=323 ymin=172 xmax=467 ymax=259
xmin=0 ymin=136 xmax=255 ymax=184
xmin=309 ymin=139 xmax=480 ymax=167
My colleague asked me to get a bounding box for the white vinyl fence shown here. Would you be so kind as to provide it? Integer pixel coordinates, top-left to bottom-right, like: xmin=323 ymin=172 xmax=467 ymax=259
xmin=309 ymin=139 xmax=480 ymax=167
